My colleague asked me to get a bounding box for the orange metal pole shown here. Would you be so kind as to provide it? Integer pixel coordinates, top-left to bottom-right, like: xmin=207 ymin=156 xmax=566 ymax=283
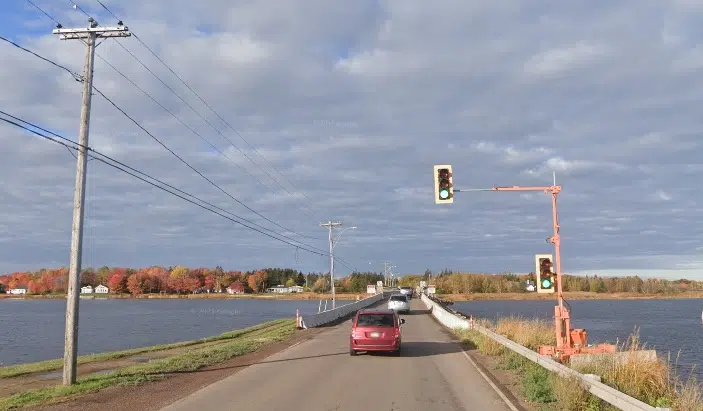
xmin=492 ymin=184 xmax=570 ymax=351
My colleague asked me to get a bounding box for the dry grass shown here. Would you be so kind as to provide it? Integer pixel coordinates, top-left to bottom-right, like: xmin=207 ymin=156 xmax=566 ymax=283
xmin=570 ymin=328 xmax=703 ymax=410
xmin=455 ymin=319 xmax=703 ymax=411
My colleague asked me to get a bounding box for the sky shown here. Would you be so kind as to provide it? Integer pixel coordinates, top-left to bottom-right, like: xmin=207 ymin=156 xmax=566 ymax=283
xmin=1 ymin=1 xmax=702 ymax=280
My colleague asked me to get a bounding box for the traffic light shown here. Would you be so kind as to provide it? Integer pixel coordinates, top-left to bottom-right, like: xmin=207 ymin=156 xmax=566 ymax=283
xmin=534 ymin=254 xmax=555 ymax=294
xmin=433 ymin=165 xmax=454 ymax=204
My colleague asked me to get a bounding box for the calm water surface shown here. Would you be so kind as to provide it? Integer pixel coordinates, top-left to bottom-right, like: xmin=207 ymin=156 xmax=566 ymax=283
xmin=453 ymin=299 xmax=703 ymax=380
xmin=2 ymin=297 xmax=701 ymax=380
xmin=0 ymin=298 xmax=342 ymax=366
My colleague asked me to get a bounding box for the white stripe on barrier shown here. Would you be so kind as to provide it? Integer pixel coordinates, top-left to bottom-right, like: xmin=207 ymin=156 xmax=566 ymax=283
xmin=420 ymin=293 xmax=670 ymax=411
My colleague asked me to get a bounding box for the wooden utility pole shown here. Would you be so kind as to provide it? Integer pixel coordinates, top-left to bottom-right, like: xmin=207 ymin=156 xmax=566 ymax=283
xmin=52 ymin=17 xmax=131 ymax=386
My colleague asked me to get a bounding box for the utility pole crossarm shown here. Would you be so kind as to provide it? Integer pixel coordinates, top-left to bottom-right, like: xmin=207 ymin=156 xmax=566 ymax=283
xmin=52 ymin=26 xmax=131 ymax=40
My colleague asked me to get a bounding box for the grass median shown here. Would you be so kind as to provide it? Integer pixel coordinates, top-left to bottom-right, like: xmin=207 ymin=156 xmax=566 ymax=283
xmin=0 ymin=319 xmax=296 ymax=410
xmin=454 ymin=317 xmax=703 ymax=411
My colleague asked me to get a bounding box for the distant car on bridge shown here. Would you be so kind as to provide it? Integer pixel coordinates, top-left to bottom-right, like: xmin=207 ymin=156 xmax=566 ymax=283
xmin=349 ymin=308 xmax=405 ymax=356
xmin=399 ymin=286 xmax=414 ymax=299
xmin=387 ymin=294 xmax=410 ymax=313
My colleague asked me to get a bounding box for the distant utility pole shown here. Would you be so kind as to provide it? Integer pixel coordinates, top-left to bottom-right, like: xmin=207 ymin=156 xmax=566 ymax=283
xmin=52 ymin=18 xmax=131 ymax=386
xmin=320 ymin=221 xmax=343 ymax=309
xmin=383 ymin=262 xmax=393 ymax=287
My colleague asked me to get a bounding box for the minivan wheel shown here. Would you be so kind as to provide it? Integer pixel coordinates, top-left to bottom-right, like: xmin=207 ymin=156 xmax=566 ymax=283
xmin=349 ymin=348 xmax=356 ymax=356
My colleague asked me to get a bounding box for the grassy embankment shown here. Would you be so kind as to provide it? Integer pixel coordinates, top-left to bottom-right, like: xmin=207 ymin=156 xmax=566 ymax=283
xmin=0 ymin=292 xmax=364 ymax=300
xmin=440 ymin=290 xmax=703 ymax=301
xmin=455 ymin=318 xmax=703 ymax=410
xmin=0 ymin=319 xmax=297 ymax=410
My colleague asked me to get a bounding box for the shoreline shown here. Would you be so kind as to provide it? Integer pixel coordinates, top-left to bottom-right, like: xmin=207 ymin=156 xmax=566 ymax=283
xmin=0 ymin=292 xmax=366 ymax=301
xmin=2 ymin=290 xmax=702 ymax=301
xmin=438 ymin=291 xmax=703 ymax=301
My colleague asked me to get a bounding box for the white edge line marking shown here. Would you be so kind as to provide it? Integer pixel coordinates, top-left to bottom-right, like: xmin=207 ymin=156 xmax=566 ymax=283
xmin=460 ymin=348 xmax=520 ymax=411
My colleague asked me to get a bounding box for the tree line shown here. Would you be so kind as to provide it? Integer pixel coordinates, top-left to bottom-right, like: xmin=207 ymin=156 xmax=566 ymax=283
xmin=0 ymin=266 xmax=385 ymax=295
xmin=398 ymin=269 xmax=703 ymax=294
xmin=3 ymin=266 xmax=698 ymax=296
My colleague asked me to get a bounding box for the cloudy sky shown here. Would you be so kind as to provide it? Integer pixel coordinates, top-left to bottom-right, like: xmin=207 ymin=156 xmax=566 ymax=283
xmin=1 ymin=1 xmax=702 ymax=280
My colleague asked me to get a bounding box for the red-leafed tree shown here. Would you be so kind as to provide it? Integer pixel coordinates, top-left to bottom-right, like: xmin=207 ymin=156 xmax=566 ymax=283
xmin=183 ymin=276 xmax=201 ymax=293
xmin=228 ymin=281 xmax=245 ymax=293
xmin=107 ymin=271 xmax=128 ymax=293
xmin=127 ymin=272 xmax=148 ymax=295
xmin=204 ymin=274 xmax=215 ymax=291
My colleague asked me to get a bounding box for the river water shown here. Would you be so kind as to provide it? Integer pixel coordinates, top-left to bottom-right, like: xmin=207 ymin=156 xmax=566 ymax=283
xmin=1 ymin=297 xmax=701 ymax=380
xmin=0 ymin=298 xmax=336 ymax=366
xmin=453 ymin=298 xmax=703 ymax=381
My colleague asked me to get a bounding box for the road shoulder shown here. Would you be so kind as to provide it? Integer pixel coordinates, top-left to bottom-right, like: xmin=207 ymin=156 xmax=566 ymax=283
xmin=24 ymin=327 xmax=329 ymax=411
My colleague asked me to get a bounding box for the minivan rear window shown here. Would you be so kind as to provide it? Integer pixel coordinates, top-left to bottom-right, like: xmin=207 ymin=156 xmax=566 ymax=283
xmin=356 ymin=314 xmax=394 ymax=327
xmin=390 ymin=295 xmax=406 ymax=301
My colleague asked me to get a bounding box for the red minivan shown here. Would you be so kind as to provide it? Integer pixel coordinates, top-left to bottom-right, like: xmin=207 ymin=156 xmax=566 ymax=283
xmin=349 ymin=308 xmax=405 ymax=356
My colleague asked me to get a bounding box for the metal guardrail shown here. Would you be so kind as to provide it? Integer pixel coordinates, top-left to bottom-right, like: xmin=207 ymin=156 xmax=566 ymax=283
xmin=300 ymin=291 xmax=391 ymax=328
xmin=420 ymin=294 xmax=670 ymax=411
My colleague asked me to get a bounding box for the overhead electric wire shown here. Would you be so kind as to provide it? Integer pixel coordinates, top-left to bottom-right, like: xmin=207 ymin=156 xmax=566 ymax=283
xmin=63 ymin=1 xmax=321 ymax=234
xmin=90 ymin=54 xmax=320 ymax=240
xmin=10 ymin=4 xmax=361 ymax=273
xmin=0 ymin=110 xmax=331 ymax=256
xmin=0 ymin=31 xmax=320 ymax=244
xmin=91 ymin=0 xmax=324 ymax=216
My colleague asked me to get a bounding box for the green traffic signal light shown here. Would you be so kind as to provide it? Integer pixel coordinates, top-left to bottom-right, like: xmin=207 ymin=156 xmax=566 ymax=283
xmin=434 ymin=165 xmax=454 ymax=204
xmin=541 ymin=277 xmax=552 ymax=289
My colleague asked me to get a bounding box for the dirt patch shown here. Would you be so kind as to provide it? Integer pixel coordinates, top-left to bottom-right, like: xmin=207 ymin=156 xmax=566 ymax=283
xmin=0 ymin=339 xmax=235 ymax=398
xmin=23 ymin=327 xmax=328 ymax=411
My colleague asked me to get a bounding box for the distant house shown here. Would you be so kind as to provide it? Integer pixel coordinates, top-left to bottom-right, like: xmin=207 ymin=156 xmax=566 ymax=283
xmin=266 ymin=285 xmax=291 ymax=293
xmin=7 ymin=287 xmax=27 ymax=295
xmin=289 ymin=285 xmax=304 ymax=293
xmin=94 ymin=284 xmax=109 ymax=294
xmin=226 ymin=282 xmax=245 ymax=294
xmin=81 ymin=285 xmax=94 ymax=294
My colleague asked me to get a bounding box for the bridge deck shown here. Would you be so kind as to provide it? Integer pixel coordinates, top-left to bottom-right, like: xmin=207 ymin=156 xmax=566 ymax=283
xmin=159 ymin=299 xmax=514 ymax=411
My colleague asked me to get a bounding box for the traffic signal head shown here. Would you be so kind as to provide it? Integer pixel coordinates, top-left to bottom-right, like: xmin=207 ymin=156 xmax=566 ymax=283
xmin=534 ymin=254 xmax=555 ymax=294
xmin=539 ymin=258 xmax=554 ymax=290
xmin=433 ymin=165 xmax=454 ymax=204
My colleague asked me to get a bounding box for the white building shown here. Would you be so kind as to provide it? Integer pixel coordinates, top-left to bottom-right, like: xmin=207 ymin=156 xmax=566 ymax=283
xmin=94 ymin=284 xmax=109 ymax=294
xmin=7 ymin=287 xmax=27 ymax=295
xmin=81 ymin=285 xmax=94 ymax=294
xmin=289 ymin=285 xmax=304 ymax=293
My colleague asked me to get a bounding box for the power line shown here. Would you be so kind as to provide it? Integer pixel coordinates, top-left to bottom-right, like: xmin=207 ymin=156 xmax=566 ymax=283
xmin=91 ymin=0 xmax=324 ymax=216
xmin=61 ymin=1 xmax=320 ymax=234
xmin=0 ymin=31 xmax=320 ymax=243
xmin=0 ymin=111 xmax=331 ymax=256
xmin=90 ymin=54 xmax=320 ymax=240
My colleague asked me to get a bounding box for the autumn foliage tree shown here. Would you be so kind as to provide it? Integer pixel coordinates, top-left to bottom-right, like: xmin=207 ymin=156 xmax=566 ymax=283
xmin=247 ymin=270 xmax=268 ymax=293
xmin=4 ymin=266 xmax=700 ymax=297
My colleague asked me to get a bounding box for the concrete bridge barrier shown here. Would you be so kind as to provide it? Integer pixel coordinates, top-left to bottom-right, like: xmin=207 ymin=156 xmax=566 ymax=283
xmin=420 ymin=293 xmax=670 ymax=411
xmin=299 ymin=291 xmax=391 ymax=328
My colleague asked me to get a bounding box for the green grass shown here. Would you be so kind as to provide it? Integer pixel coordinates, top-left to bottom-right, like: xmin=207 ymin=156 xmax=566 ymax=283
xmin=0 ymin=319 xmax=296 ymax=410
xmin=0 ymin=319 xmax=288 ymax=379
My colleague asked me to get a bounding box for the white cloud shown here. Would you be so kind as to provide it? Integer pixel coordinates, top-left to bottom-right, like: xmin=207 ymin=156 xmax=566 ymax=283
xmin=0 ymin=0 xmax=702 ymax=278
xmin=524 ymin=42 xmax=606 ymax=78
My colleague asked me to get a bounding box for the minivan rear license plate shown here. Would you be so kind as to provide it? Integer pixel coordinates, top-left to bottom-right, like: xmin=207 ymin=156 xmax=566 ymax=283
xmin=370 ymin=332 xmax=380 ymax=338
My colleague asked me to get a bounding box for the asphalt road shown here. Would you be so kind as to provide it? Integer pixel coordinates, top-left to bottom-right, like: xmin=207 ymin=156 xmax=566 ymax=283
xmin=159 ymin=298 xmax=514 ymax=411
